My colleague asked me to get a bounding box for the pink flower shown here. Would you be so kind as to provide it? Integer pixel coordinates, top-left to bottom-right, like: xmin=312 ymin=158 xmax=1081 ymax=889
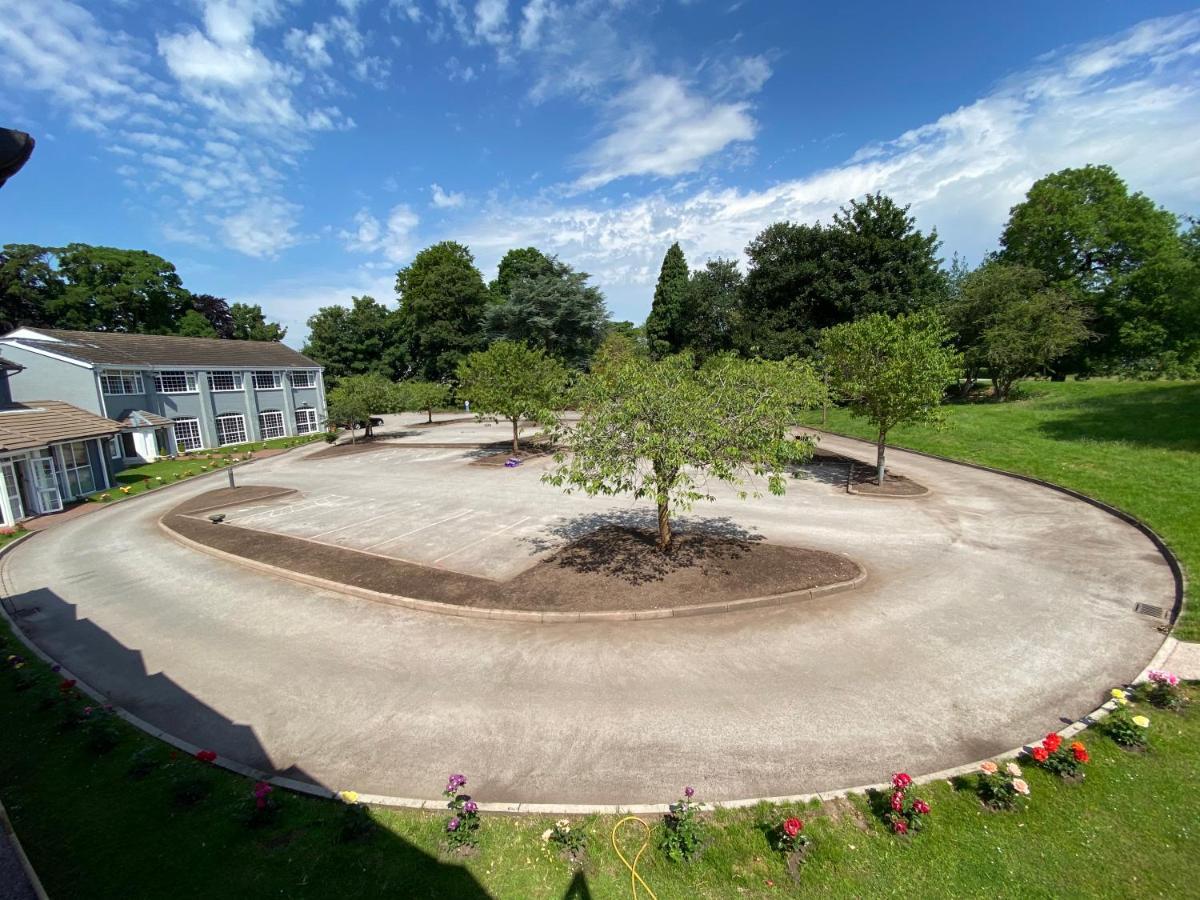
xmin=890 ymin=791 xmax=904 ymax=812
xmin=892 ymin=819 xmax=908 ymax=835
xmin=979 ymin=761 xmax=998 ymax=775
xmin=913 ymin=799 xmax=930 ymax=815
xmin=1012 ymin=779 xmax=1030 ymax=796
xmin=891 ymin=772 xmax=912 ymax=790
xmin=782 ymin=817 xmax=803 ymax=838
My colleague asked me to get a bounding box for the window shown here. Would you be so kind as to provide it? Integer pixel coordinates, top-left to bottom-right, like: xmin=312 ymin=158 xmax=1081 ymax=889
xmin=252 ymin=371 xmax=282 ymax=390
xmin=153 ymin=371 xmax=197 ymax=393
xmin=207 ymin=370 xmax=243 ymax=392
xmin=295 ymin=407 xmax=319 ymax=434
xmin=173 ymin=417 xmax=203 ymax=452
xmin=216 ymin=413 xmax=247 ymax=446
xmin=258 ymin=410 xmax=285 ymax=439
xmin=288 ymin=370 xmax=316 ymax=389
xmin=99 ymin=369 xmax=144 ymax=395
xmin=58 ymin=441 xmax=96 ymax=498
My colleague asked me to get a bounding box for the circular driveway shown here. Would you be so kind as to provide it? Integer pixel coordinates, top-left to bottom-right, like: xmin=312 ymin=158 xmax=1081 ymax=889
xmin=2 ymin=427 xmax=1173 ymax=805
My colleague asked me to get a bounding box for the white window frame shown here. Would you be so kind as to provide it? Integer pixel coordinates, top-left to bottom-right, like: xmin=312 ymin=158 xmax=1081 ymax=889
xmin=153 ymin=370 xmax=198 ymax=394
xmin=99 ymin=369 xmax=144 ymax=395
xmin=207 ymin=370 xmax=244 ymax=392
xmin=252 ymin=371 xmax=282 ymax=390
xmin=294 ymin=407 xmax=319 ymax=435
xmin=173 ymin=417 xmax=203 ymax=452
xmin=258 ymin=410 xmax=285 ymax=439
xmin=288 ymin=370 xmax=316 ymax=389
xmin=215 ymin=413 xmax=248 ymax=446
xmin=57 ymin=441 xmax=96 ymax=498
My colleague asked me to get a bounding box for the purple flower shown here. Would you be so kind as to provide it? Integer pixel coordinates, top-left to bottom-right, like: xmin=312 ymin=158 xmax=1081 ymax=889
xmin=445 ymin=773 xmax=467 ymax=793
xmin=683 ymin=786 xmax=695 ymax=799
xmin=51 ymin=664 xmax=61 ymax=673
xmin=447 ymin=816 xmax=461 ymax=832
xmin=464 ymin=800 xmax=478 ymax=814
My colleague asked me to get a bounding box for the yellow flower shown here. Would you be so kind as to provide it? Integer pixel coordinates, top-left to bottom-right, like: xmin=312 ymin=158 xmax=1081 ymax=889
xmin=1132 ymin=715 xmax=1150 ymax=728
xmin=1111 ymin=688 xmax=1126 ymax=701
xmin=339 ymin=790 xmax=359 ymax=804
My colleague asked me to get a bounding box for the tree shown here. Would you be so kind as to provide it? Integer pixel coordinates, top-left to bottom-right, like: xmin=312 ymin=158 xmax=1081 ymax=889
xmin=819 ymin=312 xmax=961 ymax=484
xmin=230 ymin=302 xmax=286 ymax=342
xmin=395 ymin=242 xmax=489 ymax=381
xmin=303 ymin=295 xmax=403 ymax=384
xmin=188 ymin=294 xmax=234 ymax=338
xmin=0 ymin=244 xmax=60 ymax=331
xmin=545 ymin=353 xmax=824 ymax=552
xmin=1000 ymin=164 xmax=1198 ymax=374
xmin=456 ymin=341 xmax=569 ymax=454
xmin=489 ymin=247 xmax=558 ymax=303
xmin=644 ymin=243 xmax=690 ymax=358
xmin=947 ymin=262 xmax=1090 ymax=400
xmin=483 ymin=255 xmax=609 ymax=368
xmin=398 ymin=380 xmax=451 ymax=423
xmin=175 ymin=309 xmax=219 ymax=337
xmin=681 ymin=257 xmax=742 ymax=360
xmin=50 ymin=244 xmax=191 ymax=333
xmin=324 ymin=374 xmax=403 ymax=440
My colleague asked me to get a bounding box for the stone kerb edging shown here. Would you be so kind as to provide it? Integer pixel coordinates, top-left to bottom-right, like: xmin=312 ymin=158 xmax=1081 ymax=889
xmin=802 ymin=427 xmax=1187 ymax=625
xmin=0 ymin=530 xmax=1181 ymax=814
xmin=157 ymin=514 xmax=868 ymax=623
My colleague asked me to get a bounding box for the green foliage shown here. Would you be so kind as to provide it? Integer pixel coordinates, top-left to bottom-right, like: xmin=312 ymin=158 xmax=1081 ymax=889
xmin=174 ymin=309 xmax=219 ymax=338
xmin=188 ymin=293 xmax=234 ymax=338
xmin=0 ymin=243 xmax=60 ymax=331
xmin=1000 ymin=164 xmax=1200 ymax=374
xmin=395 ymin=241 xmax=489 ymax=381
xmin=680 ymin=257 xmax=742 ymax=361
xmin=644 ymin=242 xmax=691 ymax=358
xmin=229 ymin=302 xmax=286 ymax=342
xmin=51 ymin=244 xmax=191 ymax=333
xmin=456 ymin=341 xmax=569 ymax=452
xmin=819 ymin=312 xmax=961 ymax=482
xmin=660 ymin=790 xmax=708 ymax=863
xmin=303 ymin=295 xmax=403 ymax=384
xmin=483 ymin=255 xmax=609 ymax=368
xmin=488 ymin=247 xmax=557 ymax=303
xmin=1103 ymin=705 xmax=1149 ymax=749
xmin=326 ymin=374 xmax=403 ymax=438
xmin=398 ymin=380 xmax=451 ymax=423
xmin=546 ymin=353 xmax=823 ymax=550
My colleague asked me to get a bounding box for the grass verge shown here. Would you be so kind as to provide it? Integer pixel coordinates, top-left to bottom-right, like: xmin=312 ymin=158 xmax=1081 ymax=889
xmin=801 ymin=379 xmax=1199 ymax=640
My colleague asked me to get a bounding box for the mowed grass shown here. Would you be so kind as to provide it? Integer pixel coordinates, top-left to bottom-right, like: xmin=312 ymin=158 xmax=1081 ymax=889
xmin=0 ymin=627 xmax=1196 ymax=899
xmin=802 ymin=379 xmax=1200 ymax=640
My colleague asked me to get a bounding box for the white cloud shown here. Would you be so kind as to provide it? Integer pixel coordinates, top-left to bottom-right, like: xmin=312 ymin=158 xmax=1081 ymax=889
xmin=341 ymin=204 xmax=421 ymax=262
xmin=430 ymin=183 xmax=466 ymax=207
xmin=518 ymin=0 xmax=553 ymax=50
xmin=474 ymin=0 xmax=509 ymax=45
xmin=217 ymin=197 xmax=303 ymax=257
xmin=575 ymin=74 xmax=757 ymax=190
xmin=390 ymin=0 xmax=423 ymax=23
xmin=444 ymin=55 xmax=477 ymax=81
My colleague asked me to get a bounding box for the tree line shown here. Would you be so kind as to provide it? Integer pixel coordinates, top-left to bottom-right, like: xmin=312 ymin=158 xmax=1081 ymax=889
xmin=0 ymin=243 xmax=287 ymax=341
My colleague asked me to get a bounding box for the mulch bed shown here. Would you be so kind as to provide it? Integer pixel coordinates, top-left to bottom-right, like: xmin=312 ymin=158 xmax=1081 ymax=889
xmin=407 ymin=417 xmax=475 ymax=429
xmin=164 ymin=491 xmax=862 ymax=614
xmin=805 ymin=451 xmax=928 ymax=497
xmin=468 ymin=441 xmax=555 ymax=467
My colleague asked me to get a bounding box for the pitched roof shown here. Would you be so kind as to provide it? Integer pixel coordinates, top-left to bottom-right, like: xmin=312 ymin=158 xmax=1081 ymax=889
xmin=0 ymin=400 xmax=123 ymax=452
xmin=116 ymin=409 xmax=173 ymax=429
xmin=1 ymin=328 xmax=320 ymax=369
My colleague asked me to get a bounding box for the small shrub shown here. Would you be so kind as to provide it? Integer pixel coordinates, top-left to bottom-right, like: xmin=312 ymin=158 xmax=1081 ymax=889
xmin=541 ymin=818 xmax=586 ymax=860
xmin=82 ymin=706 xmax=122 ymax=755
xmin=1028 ymin=732 xmax=1088 ymax=777
xmin=127 ymin=746 xmax=162 ymax=780
xmin=170 ymin=774 xmax=214 ymax=807
xmin=661 ymin=786 xmax=707 ymax=862
xmin=443 ymin=773 xmax=481 ymax=851
xmin=244 ymin=781 xmax=281 ymax=828
xmin=1139 ymin=671 xmax=1184 ymax=710
xmin=975 ymin=761 xmax=1030 ymax=810
xmin=324 ymin=431 xmax=337 ymax=444
xmin=770 ymin=815 xmax=810 ymax=854
xmin=1103 ymin=703 xmax=1150 ymax=748
xmin=338 ymin=794 xmax=376 ymax=844
xmin=882 ymin=773 xmax=930 ymax=835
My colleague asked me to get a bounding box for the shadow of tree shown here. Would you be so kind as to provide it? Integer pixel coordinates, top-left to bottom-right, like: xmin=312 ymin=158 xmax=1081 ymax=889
xmin=1035 ymin=382 xmax=1200 ymax=452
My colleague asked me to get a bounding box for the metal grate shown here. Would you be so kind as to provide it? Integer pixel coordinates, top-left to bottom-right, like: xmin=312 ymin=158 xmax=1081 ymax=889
xmin=1134 ymin=602 xmax=1166 ymax=619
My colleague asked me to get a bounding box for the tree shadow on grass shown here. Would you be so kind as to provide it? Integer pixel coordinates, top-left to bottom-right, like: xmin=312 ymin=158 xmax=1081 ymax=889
xmin=1 ymin=587 xmax=491 ymax=898
xmin=1035 ymin=382 xmax=1200 ymax=453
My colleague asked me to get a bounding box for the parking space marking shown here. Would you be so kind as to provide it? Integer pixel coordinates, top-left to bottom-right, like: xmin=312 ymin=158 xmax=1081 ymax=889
xmin=361 ymin=509 xmax=475 ymax=551
xmin=433 ymin=516 xmax=531 ymax=565
xmin=308 ymin=509 xmax=400 ymax=540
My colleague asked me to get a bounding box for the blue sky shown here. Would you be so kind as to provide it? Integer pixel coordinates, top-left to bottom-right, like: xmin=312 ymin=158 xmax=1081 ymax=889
xmin=3 ymin=1 xmax=1199 ymax=346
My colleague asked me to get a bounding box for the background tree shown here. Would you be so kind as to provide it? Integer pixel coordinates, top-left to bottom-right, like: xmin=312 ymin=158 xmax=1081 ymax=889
xmin=188 ymin=294 xmax=234 ymax=338
xmin=644 ymin=242 xmax=690 ymax=358
xmin=50 ymin=244 xmax=191 ymax=333
xmin=545 ymin=353 xmax=824 ymax=552
xmin=680 ymin=257 xmax=742 ymax=361
xmin=395 ymin=241 xmax=488 ymax=381
xmin=398 ymin=380 xmax=451 ymax=423
xmin=175 ymin=309 xmax=218 ymax=337
xmin=229 ymin=302 xmax=286 ymax=342
xmin=483 ymin=255 xmax=609 ymax=368
xmin=489 ymin=247 xmax=558 ymax=303
xmin=303 ymin=295 xmax=403 ymax=385
xmin=456 ymin=341 xmax=569 ymax=454
xmin=819 ymin=312 xmax=961 ymax=484
xmin=324 ymin=373 xmax=403 ymax=440
xmin=0 ymin=244 xmax=60 ymax=331
xmin=1000 ymin=164 xmax=1198 ymax=374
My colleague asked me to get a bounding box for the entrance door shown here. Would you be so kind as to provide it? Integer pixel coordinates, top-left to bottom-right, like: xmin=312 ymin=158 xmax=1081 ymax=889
xmin=31 ymin=456 xmax=63 ymax=514
xmin=1 ymin=460 xmax=23 ymax=523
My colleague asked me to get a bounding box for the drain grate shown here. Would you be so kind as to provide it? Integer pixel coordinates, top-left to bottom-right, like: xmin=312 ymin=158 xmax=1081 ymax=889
xmin=1134 ymin=602 xmax=1166 ymax=619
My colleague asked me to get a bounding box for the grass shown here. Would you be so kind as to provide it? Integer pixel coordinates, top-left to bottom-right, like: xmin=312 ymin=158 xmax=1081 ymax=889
xmin=0 ymin=627 xmax=1196 ymax=898
xmin=801 ymin=379 xmax=1200 ymax=640
xmin=0 ymin=527 xmax=27 ymax=549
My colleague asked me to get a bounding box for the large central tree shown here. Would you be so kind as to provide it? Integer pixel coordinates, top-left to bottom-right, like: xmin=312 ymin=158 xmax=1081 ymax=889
xmin=644 ymin=242 xmax=691 ymax=358
xmin=395 ymin=241 xmax=488 ymax=381
xmin=303 ymin=295 xmax=403 ymax=384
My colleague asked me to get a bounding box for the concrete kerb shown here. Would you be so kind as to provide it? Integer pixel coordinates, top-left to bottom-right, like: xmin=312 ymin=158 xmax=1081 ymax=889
xmin=0 ymin=799 xmax=49 ymax=900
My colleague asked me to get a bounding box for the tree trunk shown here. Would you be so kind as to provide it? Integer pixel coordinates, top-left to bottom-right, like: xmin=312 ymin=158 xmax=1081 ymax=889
xmin=427 ymin=407 xmax=433 ymax=424
xmin=364 ymin=420 xmax=373 ymax=439
xmin=349 ymin=423 xmax=357 ymax=445
xmin=657 ymin=498 xmax=672 ymax=552
xmin=511 ymin=417 xmax=520 ymax=455
xmin=876 ymin=430 xmax=887 ymax=485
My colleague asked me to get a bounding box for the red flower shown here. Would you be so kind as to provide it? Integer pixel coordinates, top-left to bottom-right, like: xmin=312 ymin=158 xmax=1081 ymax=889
xmin=892 ymin=819 xmax=908 ymax=835
xmin=891 ymin=772 xmax=912 ymax=790
xmin=782 ymin=817 xmax=803 ymax=838
xmin=1043 ymin=733 xmax=1062 ymax=753
xmin=913 ymin=799 xmax=930 ymax=815
xmin=58 ymin=678 xmax=77 ymax=693
xmin=890 ymin=791 xmax=905 ymax=812
xmin=1072 ymin=745 xmax=1089 ymax=764
xmin=1031 ymin=746 xmax=1049 ymax=763
xmin=195 ymin=749 xmax=217 ymax=764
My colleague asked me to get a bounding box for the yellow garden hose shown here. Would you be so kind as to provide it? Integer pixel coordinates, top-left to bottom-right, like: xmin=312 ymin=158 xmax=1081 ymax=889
xmin=611 ymin=815 xmax=658 ymax=900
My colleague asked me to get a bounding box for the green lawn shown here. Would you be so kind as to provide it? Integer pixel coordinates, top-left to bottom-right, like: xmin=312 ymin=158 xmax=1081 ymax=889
xmin=0 ymin=628 xmax=1195 ymax=898
xmin=801 ymin=379 xmax=1200 ymax=640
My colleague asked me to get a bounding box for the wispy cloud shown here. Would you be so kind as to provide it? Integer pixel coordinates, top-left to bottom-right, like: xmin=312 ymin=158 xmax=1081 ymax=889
xmin=431 ymin=183 xmax=466 ymax=208
xmin=341 ymin=204 xmax=421 ymax=263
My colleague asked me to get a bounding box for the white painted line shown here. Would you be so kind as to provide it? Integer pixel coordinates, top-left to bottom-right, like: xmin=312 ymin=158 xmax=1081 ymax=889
xmin=433 ymin=516 xmax=531 ymax=564
xmin=308 ymin=509 xmax=399 ymax=540
xmin=361 ymin=508 xmax=474 ymax=551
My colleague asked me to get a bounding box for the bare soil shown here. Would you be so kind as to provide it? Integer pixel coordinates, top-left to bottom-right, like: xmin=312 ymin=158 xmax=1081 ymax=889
xmin=803 ymin=451 xmax=928 ymax=497
xmin=164 ymin=489 xmax=862 ymax=614
xmin=468 ymin=441 xmax=555 ymax=467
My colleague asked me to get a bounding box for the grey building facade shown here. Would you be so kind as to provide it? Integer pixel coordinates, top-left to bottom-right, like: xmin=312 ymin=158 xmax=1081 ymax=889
xmin=0 ymin=328 xmax=327 ymax=464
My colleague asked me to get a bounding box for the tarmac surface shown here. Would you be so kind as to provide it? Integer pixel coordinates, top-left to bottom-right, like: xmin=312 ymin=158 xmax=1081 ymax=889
xmin=2 ymin=414 xmax=1173 ymax=804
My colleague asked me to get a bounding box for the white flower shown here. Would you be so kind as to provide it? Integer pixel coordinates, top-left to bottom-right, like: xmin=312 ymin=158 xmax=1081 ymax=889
xmin=541 ymin=828 xmax=554 ymax=842
xmin=1005 ymin=762 xmax=1023 ymax=777
xmin=556 ymin=818 xmax=570 ymax=829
